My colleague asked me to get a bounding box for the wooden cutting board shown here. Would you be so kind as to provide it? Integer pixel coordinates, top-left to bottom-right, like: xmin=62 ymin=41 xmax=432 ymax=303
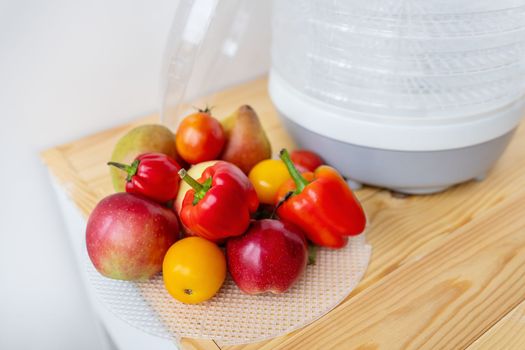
xmin=41 ymin=78 xmax=525 ymax=350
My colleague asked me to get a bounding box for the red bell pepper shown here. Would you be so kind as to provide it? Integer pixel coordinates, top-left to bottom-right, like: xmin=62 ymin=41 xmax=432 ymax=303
xmin=178 ymin=161 xmax=259 ymax=241
xmin=108 ymin=153 xmax=181 ymax=203
xmin=276 ymin=149 xmax=366 ymax=249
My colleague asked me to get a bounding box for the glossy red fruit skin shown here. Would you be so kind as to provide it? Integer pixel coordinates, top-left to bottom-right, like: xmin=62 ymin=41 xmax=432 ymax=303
xmin=179 ymin=161 xmax=259 ymax=241
xmin=226 ymin=219 xmax=308 ymax=294
xmin=175 ymin=112 xmax=225 ymax=164
xmin=125 ymin=153 xmax=181 ymax=203
xmin=86 ymin=193 xmax=179 ymax=281
xmin=290 ymin=150 xmax=324 ymax=172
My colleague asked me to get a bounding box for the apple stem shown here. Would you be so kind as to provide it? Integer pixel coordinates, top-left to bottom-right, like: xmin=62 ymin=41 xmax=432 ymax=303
xmin=107 ymin=159 xmax=139 ymax=182
xmin=178 ymin=169 xmax=212 ymax=205
xmin=308 ymin=244 xmax=318 ymax=265
xmin=280 ymin=149 xmax=309 ymax=193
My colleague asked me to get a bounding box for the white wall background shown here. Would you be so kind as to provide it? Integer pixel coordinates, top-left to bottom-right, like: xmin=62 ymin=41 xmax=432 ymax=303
xmin=0 ymin=1 xmax=270 ymax=349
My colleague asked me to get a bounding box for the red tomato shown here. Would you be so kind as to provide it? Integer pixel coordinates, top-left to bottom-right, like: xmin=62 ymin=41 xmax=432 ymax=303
xmin=290 ymin=150 xmax=324 ymax=172
xmin=176 ymin=110 xmax=225 ymax=164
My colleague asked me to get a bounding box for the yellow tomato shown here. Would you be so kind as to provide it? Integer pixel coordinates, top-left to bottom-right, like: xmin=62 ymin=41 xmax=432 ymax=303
xmin=162 ymin=237 xmax=226 ymax=304
xmin=248 ymin=159 xmax=291 ymax=204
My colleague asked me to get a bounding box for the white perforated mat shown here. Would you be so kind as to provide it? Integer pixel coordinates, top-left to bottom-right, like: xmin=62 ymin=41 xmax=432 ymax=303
xmin=86 ymin=233 xmax=371 ymax=347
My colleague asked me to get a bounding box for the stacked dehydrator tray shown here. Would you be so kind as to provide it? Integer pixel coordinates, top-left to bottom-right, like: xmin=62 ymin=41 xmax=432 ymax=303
xmin=270 ymin=0 xmax=525 ymax=193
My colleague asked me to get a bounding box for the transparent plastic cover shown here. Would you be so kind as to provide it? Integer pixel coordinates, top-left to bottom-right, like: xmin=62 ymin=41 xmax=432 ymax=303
xmin=160 ymin=0 xmax=266 ymax=128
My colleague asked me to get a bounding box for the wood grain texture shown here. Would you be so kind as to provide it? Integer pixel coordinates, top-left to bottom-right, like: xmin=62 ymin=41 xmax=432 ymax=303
xmin=41 ymin=77 xmax=525 ymax=350
xmin=179 ymin=338 xmax=221 ymax=350
xmin=224 ymin=120 xmax=525 ymax=350
xmin=232 ymin=191 xmax=525 ymax=350
xmin=468 ymin=300 xmax=525 ymax=350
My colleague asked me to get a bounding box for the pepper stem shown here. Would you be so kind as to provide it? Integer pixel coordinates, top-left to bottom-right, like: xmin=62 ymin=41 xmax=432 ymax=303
xmin=107 ymin=159 xmax=139 ymax=182
xmin=178 ymin=169 xmax=203 ymax=191
xmin=279 ymin=149 xmax=309 ymax=193
xmin=178 ymin=169 xmax=212 ymax=205
xmin=271 ymin=191 xmax=294 ymax=219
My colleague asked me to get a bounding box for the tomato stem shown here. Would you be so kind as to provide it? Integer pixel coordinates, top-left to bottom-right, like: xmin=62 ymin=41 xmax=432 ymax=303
xmin=280 ymin=149 xmax=309 ymax=193
xmin=193 ymin=105 xmax=213 ymax=114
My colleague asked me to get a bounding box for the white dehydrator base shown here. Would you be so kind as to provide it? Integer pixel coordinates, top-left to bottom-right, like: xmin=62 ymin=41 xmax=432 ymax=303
xmin=279 ymin=115 xmax=516 ymax=194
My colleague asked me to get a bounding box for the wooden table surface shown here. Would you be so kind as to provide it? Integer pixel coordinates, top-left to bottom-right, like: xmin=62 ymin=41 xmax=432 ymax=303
xmin=42 ymin=78 xmax=525 ymax=350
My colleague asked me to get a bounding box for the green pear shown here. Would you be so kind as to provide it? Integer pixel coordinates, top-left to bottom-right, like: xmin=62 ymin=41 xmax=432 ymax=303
xmin=109 ymin=124 xmax=177 ymax=192
xmin=220 ymin=105 xmax=272 ymax=174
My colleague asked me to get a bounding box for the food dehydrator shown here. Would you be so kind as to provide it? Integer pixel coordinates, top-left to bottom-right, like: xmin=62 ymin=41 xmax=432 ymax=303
xmin=270 ymin=0 xmax=525 ymax=193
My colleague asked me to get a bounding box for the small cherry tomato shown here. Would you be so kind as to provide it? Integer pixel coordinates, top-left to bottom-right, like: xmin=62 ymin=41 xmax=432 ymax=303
xmin=290 ymin=150 xmax=324 ymax=172
xmin=162 ymin=237 xmax=226 ymax=304
xmin=248 ymin=159 xmax=291 ymax=204
xmin=175 ymin=109 xmax=225 ymax=164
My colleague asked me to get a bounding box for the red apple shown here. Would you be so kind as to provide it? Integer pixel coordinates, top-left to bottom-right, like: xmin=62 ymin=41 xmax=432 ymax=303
xmin=226 ymin=219 xmax=308 ymax=294
xmin=86 ymin=192 xmax=179 ymax=280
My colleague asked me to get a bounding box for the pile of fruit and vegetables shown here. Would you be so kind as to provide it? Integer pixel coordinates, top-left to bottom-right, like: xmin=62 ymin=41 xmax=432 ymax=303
xmin=86 ymin=105 xmax=366 ymax=304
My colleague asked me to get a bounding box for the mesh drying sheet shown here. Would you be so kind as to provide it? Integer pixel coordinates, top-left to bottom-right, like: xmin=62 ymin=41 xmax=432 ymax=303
xmin=86 ymin=233 xmax=371 ymax=347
